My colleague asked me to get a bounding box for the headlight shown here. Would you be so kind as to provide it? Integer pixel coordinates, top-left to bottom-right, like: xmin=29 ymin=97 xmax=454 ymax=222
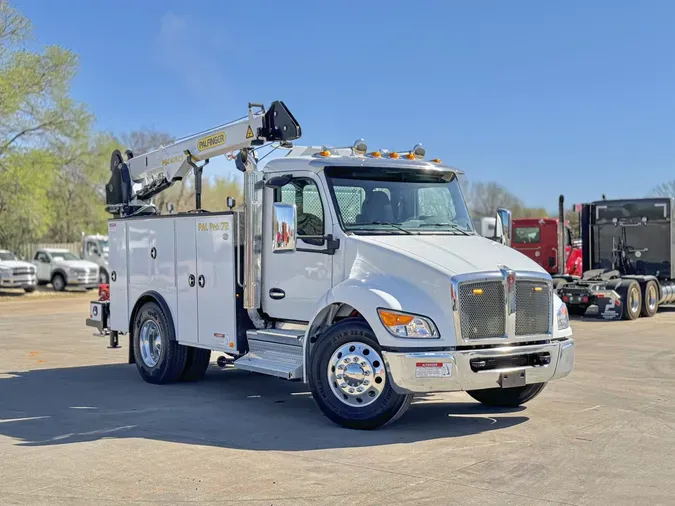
xmin=377 ymin=309 xmax=439 ymax=338
xmin=69 ymin=268 xmax=84 ymax=275
xmin=557 ymin=304 xmax=570 ymax=330
xmin=0 ymin=267 xmax=10 ymax=277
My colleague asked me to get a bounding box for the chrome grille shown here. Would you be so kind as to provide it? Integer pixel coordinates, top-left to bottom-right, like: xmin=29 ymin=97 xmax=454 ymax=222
xmin=88 ymin=268 xmax=98 ymax=276
xmin=458 ymin=281 xmax=505 ymax=339
xmin=515 ymin=280 xmax=551 ymax=335
xmin=12 ymin=267 xmax=34 ymax=275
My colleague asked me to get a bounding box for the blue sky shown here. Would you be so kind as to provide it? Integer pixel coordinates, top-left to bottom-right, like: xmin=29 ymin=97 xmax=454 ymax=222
xmin=14 ymin=0 xmax=675 ymax=210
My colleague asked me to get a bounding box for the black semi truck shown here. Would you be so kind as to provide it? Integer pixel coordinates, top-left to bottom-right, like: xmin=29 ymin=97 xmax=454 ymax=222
xmin=556 ymin=197 xmax=675 ymax=320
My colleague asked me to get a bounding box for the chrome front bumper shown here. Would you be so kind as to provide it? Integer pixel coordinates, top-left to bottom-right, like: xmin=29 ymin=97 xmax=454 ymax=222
xmin=0 ymin=275 xmax=36 ymax=288
xmin=382 ymin=339 xmax=575 ymax=394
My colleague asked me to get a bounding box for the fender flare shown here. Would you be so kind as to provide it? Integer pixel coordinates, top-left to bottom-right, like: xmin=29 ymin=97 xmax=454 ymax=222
xmin=128 ymin=290 xmax=177 ymax=364
xmin=302 ymin=277 xmax=448 ymax=381
xmin=51 ymin=268 xmax=68 ymax=283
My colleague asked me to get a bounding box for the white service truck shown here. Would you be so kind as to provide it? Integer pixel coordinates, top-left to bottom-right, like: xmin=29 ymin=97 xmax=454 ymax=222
xmin=86 ymin=101 xmax=574 ymax=429
xmin=81 ymin=233 xmax=110 ymax=283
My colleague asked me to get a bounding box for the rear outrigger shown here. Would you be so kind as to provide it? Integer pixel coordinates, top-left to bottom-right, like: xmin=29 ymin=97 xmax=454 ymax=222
xmin=86 ymin=101 xmax=575 ymax=429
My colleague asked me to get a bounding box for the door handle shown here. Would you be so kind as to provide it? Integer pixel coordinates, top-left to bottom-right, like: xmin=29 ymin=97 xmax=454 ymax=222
xmin=198 ymin=275 xmax=205 ymax=288
xmin=188 ymin=274 xmax=196 ymax=287
xmin=269 ymin=288 xmax=285 ymax=300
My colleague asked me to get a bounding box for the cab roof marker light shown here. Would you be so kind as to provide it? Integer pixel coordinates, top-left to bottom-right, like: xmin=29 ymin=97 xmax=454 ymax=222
xmin=430 ymin=158 xmax=442 ymax=163
xmin=388 ymin=152 xmax=400 ymax=159
xmin=369 ymin=151 xmax=382 ymax=158
xmin=317 ymin=147 xmax=331 ymax=157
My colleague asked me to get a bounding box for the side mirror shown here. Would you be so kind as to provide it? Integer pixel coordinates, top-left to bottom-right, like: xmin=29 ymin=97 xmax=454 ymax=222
xmin=495 ymin=208 xmax=512 ymax=247
xmin=272 ymin=202 xmax=297 ymax=253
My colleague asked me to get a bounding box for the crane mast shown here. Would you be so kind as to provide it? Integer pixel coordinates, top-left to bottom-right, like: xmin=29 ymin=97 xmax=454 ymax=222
xmin=105 ymin=101 xmax=301 ymax=216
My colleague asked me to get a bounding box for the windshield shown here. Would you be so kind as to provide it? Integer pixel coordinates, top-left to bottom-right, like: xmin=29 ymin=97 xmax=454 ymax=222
xmin=51 ymin=251 xmax=79 ymax=261
xmin=325 ymin=166 xmax=474 ymax=235
xmin=99 ymin=240 xmax=109 ymax=250
xmin=513 ymin=226 xmax=541 ymax=244
xmin=0 ymin=252 xmax=17 ymax=261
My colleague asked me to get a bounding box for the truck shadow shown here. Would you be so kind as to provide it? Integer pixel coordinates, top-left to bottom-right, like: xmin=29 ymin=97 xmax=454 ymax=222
xmin=0 ymin=363 xmax=527 ymax=451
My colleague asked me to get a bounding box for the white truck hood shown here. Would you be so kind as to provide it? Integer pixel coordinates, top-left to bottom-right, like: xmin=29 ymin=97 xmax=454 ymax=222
xmin=54 ymin=259 xmax=98 ymax=269
xmin=353 ymin=234 xmax=547 ymax=276
xmin=0 ymin=259 xmax=34 ymax=269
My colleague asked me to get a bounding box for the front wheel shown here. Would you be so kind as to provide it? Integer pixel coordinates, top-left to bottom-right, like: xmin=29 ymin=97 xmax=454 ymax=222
xmin=467 ymin=383 xmax=547 ymax=407
xmin=51 ymin=273 xmax=65 ymax=292
xmin=23 ymin=286 xmax=36 ymax=293
xmin=132 ymin=301 xmax=187 ymax=384
xmin=308 ymin=319 xmax=413 ymax=430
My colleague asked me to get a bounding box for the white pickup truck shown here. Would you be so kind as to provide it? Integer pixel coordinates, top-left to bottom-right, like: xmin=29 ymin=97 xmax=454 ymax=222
xmin=87 ymin=101 xmax=574 ymax=429
xmin=0 ymin=250 xmax=37 ymax=292
xmin=33 ymin=248 xmax=99 ymax=291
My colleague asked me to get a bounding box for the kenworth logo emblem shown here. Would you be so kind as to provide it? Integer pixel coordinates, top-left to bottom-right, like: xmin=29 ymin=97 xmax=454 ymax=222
xmin=499 ymin=265 xmax=517 ymax=315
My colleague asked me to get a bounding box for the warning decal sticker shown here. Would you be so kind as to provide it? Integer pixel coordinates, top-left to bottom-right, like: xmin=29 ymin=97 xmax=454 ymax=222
xmin=246 ymin=125 xmax=254 ymax=139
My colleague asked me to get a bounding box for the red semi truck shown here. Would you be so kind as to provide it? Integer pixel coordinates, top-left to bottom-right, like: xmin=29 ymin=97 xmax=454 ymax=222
xmin=511 ymin=196 xmax=582 ymax=288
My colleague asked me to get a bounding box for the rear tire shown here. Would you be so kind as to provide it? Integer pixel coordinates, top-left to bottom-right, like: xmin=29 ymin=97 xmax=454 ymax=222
xmin=467 ymin=383 xmax=546 ymax=407
xmin=51 ymin=274 xmax=65 ymax=292
xmin=640 ymin=280 xmax=659 ymax=317
xmin=619 ymin=280 xmax=641 ymax=320
xmin=308 ymin=319 xmax=413 ymax=430
xmin=180 ymin=347 xmax=211 ymax=382
xmin=132 ymin=301 xmax=187 ymax=384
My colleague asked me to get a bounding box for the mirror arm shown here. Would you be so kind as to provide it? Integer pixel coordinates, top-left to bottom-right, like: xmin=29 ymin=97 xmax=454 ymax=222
xmin=296 ymin=234 xmax=340 ymax=255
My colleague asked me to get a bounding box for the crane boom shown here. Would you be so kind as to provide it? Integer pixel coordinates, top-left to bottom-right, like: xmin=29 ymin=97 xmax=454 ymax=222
xmin=105 ymin=101 xmax=301 ymax=214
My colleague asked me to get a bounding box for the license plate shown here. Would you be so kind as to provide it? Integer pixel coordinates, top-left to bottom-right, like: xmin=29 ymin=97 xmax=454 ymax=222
xmin=415 ymin=362 xmax=452 ymax=378
xmin=499 ymin=370 xmax=526 ymax=388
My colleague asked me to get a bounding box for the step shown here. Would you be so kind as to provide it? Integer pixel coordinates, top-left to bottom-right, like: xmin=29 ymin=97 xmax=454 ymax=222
xmin=235 ymin=329 xmax=305 ymax=380
xmin=246 ymin=328 xmax=304 ymax=347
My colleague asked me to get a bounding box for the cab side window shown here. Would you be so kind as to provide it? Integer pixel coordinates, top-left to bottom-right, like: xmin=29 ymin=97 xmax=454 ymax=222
xmin=276 ymin=178 xmax=324 ymax=246
xmin=35 ymin=252 xmax=49 ymax=263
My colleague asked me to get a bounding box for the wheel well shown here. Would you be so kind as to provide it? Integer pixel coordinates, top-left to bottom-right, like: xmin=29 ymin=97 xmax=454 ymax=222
xmin=51 ymin=269 xmax=66 ymax=281
xmin=128 ymin=291 xmax=176 ymax=364
xmin=306 ymin=303 xmax=372 ymax=369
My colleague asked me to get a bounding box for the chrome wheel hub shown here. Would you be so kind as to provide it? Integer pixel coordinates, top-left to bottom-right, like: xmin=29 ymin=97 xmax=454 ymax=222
xmin=648 ymin=285 xmax=658 ymax=311
xmin=327 ymin=342 xmax=386 ymax=408
xmin=139 ymin=320 xmax=162 ymax=367
xmin=630 ymin=288 xmax=640 ymax=314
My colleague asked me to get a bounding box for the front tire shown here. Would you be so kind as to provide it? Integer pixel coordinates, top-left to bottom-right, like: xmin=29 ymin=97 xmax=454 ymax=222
xmin=23 ymin=286 xmax=36 ymax=293
xmin=640 ymin=280 xmax=659 ymax=317
xmin=308 ymin=319 xmax=413 ymax=430
xmin=51 ymin=273 xmax=65 ymax=292
xmin=132 ymin=301 xmax=187 ymax=384
xmin=467 ymin=383 xmax=546 ymax=407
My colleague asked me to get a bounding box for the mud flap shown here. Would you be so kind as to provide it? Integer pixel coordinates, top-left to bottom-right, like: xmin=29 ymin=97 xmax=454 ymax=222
xmin=596 ymin=294 xmax=624 ymax=320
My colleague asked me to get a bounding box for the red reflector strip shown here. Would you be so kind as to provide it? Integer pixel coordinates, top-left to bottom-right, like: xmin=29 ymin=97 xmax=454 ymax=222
xmin=416 ymin=362 xmax=443 ymax=368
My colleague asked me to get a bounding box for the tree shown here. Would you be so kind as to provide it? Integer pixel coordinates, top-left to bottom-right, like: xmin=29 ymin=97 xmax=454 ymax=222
xmin=650 ymin=180 xmax=675 ymax=199
xmin=466 ymin=181 xmax=524 ymax=217
xmin=0 ymin=1 xmax=92 ymax=251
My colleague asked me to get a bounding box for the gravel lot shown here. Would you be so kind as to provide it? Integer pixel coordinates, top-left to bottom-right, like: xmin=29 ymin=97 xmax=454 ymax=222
xmin=0 ymin=298 xmax=673 ymax=505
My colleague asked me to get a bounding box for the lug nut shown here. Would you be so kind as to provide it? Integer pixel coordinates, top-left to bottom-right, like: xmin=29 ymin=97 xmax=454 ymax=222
xmin=363 ymin=380 xmax=370 ymax=385
xmin=336 ymin=374 xmax=343 ymax=379
xmin=364 ymin=370 xmax=370 ymax=376
xmin=349 ymin=388 xmax=355 ymax=393
xmin=357 ymin=387 xmax=364 ymax=393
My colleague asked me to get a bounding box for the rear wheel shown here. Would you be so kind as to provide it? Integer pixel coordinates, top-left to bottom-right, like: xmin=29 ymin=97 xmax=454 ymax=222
xmin=640 ymin=280 xmax=659 ymax=317
xmin=619 ymin=280 xmax=641 ymax=320
xmin=180 ymin=347 xmax=211 ymax=382
xmin=132 ymin=301 xmax=187 ymax=384
xmin=467 ymin=383 xmax=546 ymax=407
xmin=308 ymin=319 xmax=413 ymax=430
xmin=51 ymin=273 xmax=65 ymax=292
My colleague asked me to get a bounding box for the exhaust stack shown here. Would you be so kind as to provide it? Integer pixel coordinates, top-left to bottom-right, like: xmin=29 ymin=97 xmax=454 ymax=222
xmin=558 ymin=195 xmax=565 ymax=275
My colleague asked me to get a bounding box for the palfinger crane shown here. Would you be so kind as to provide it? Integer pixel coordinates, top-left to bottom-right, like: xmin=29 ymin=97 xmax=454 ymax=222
xmin=105 ymin=101 xmax=301 ymax=215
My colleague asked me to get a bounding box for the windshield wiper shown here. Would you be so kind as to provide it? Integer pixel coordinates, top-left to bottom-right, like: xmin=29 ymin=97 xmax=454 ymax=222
xmin=351 ymin=221 xmax=416 ymax=235
xmin=417 ymin=223 xmax=472 ymax=236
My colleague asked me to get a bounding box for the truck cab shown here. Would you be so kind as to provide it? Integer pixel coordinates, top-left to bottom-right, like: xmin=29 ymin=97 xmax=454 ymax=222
xmin=82 ymin=234 xmax=110 ymax=283
xmin=0 ymin=250 xmax=37 ymax=293
xmin=512 ymin=218 xmax=582 ymax=278
xmin=33 ymin=248 xmax=100 ymax=291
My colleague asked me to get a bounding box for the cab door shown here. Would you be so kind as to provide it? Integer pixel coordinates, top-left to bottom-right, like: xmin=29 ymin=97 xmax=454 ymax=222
xmin=261 ymin=173 xmax=333 ymax=322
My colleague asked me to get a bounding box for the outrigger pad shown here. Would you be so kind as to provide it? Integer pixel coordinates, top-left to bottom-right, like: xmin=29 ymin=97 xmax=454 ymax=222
xmin=261 ymin=101 xmax=302 ymax=142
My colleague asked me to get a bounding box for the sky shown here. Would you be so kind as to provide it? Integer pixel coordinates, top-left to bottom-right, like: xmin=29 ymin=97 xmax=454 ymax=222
xmin=13 ymin=0 xmax=675 ymax=211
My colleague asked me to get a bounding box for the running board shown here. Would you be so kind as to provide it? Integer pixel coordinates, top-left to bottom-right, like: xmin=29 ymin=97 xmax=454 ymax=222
xmin=234 ymin=329 xmax=304 ymax=380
